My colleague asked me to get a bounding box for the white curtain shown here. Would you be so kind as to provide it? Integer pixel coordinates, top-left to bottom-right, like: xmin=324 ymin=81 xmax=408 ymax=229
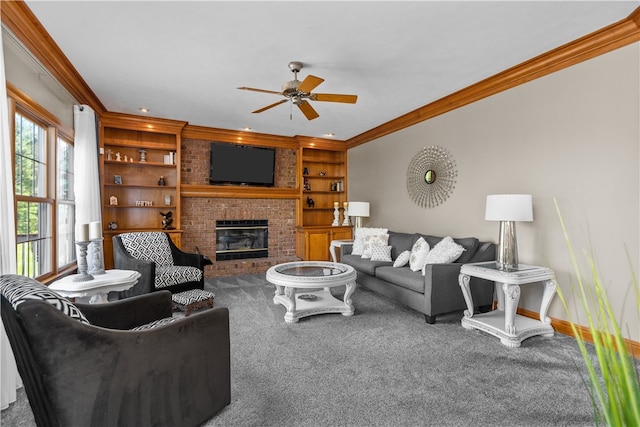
xmin=73 ymin=105 xmax=101 ymax=225
xmin=73 ymin=105 xmax=102 ymax=270
xmin=0 ymin=27 xmax=22 ymax=410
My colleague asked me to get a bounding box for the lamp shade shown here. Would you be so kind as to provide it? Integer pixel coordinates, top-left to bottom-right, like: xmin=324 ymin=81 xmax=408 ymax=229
xmin=485 ymin=194 xmax=533 ymax=222
xmin=348 ymin=202 xmax=370 ymax=217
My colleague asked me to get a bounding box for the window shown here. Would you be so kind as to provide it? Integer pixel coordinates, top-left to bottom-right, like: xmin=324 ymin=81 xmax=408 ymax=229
xmin=57 ymin=137 xmax=75 ymax=268
xmin=11 ymin=89 xmax=76 ymax=280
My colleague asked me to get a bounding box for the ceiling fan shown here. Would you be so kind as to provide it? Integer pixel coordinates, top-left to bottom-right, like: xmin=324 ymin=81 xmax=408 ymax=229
xmin=238 ymin=61 xmax=358 ymax=120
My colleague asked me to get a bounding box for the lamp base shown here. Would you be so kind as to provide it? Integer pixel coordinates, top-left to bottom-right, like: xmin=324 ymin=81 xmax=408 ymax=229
xmin=496 ymin=221 xmax=519 ymax=271
xmin=354 ymin=216 xmax=363 ymax=229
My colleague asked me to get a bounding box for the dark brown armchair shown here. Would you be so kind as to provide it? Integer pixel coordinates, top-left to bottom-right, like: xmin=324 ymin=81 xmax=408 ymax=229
xmin=0 ymin=274 xmax=230 ymax=427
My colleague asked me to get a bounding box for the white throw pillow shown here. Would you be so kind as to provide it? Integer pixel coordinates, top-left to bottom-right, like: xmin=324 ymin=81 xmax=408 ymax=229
xmin=362 ymin=234 xmax=389 ymax=259
xmin=424 ymin=236 xmax=465 ymax=264
xmin=393 ymin=250 xmax=411 ymax=268
xmin=352 ymin=227 xmax=388 ymax=256
xmin=409 ymin=237 xmax=430 ymax=272
xmin=370 ymin=245 xmax=392 ymax=262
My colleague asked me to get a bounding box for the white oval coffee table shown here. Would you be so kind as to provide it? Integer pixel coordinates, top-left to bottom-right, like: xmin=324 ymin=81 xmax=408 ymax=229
xmin=267 ymin=261 xmax=357 ymax=323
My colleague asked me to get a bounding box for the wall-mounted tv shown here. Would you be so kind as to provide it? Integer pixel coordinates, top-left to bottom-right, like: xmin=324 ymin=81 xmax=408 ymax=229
xmin=209 ymin=142 xmax=276 ymax=187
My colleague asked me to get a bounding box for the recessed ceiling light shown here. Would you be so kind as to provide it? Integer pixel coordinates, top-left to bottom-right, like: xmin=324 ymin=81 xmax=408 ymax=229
xmin=243 ymin=127 xmax=252 ymax=131
xmin=139 ymin=107 xmax=149 ymax=113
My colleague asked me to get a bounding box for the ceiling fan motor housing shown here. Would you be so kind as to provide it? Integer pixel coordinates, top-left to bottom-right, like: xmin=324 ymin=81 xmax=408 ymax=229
xmin=282 ymin=80 xmax=301 ymax=96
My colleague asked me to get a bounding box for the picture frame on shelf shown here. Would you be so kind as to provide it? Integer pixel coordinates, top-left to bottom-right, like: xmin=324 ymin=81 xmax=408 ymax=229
xmin=114 ymin=175 xmax=122 ymax=185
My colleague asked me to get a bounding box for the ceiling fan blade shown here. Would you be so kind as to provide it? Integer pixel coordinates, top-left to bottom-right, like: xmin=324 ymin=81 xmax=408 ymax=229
xmin=252 ymin=99 xmax=288 ymax=113
xmin=297 ymin=100 xmax=319 ymax=120
xmin=297 ymin=75 xmax=324 ymax=93
xmin=238 ymin=86 xmax=282 ymax=95
xmin=311 ymin=93 xmax=358 ymax=104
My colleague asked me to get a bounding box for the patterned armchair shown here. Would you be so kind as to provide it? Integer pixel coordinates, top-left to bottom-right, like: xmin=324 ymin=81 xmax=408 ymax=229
xmin=112 ymin=232 xmax=206 ymax=299
xmin=0 ymin=274 xmax=231 ymax=427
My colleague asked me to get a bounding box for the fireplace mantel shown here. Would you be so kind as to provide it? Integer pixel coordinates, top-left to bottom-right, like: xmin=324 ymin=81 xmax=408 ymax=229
xmin=181 ymin=184 xmax=298 ymax=199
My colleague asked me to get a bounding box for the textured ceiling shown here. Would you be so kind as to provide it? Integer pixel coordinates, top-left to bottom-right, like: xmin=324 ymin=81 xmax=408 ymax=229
xmin=25 ymin=1 xmax=638 ymax=140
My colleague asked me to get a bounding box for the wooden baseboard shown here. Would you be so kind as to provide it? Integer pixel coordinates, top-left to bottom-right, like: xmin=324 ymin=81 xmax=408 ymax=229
xmin=517 ymin=307 xmax=640 ymax=357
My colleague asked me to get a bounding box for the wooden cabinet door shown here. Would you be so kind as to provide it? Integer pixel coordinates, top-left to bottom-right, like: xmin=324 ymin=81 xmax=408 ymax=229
xmin=307 ymin=230 xmax=331 ymax=261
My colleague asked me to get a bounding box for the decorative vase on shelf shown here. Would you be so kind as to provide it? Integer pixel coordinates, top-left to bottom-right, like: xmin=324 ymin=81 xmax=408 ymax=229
xmin=158 ymin=176 xmax=166 ymax=186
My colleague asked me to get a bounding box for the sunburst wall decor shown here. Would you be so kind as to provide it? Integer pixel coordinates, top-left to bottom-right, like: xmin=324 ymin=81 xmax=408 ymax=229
xmin=406 ymin=146 xmax=458 ymax=208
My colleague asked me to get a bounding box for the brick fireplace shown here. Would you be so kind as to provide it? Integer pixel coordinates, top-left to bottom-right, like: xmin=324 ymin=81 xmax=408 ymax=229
xmin=180 ymin=137 xmax=299 ymax=278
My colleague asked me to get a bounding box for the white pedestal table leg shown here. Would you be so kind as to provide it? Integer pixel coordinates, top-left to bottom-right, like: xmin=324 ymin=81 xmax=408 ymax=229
xmin=458 ymin=274 xmax=474 ymax=318
xmin=539 ymin=279 xmax=557 ymax=325
xmin=502 ymin=283 xmax=520 ymax=335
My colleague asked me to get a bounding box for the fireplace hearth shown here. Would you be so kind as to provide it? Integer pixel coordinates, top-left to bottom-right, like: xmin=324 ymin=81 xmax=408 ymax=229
xmin=215 ymin=220 xmax=268 ymax=261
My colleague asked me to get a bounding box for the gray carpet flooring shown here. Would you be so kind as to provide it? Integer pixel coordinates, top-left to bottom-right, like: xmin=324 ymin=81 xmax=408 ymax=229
xmin=2 ymin=273 xmax=598 ymax=426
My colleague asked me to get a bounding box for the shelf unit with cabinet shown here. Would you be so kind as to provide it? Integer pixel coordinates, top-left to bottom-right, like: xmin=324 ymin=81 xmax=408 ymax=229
xmin=296 ymin=145 xmax=352 ymax=261
xmin=100 ymin=112 xmax=187 ymax=268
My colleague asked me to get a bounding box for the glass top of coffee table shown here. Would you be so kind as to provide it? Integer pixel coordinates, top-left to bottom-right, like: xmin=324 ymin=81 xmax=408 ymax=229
xmin=274 ymin=263 xmax=349 ymax=277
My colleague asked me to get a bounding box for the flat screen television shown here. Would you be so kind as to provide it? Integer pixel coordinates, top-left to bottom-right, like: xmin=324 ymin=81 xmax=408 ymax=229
xmin=209 ymin=142 xmax=276 ymax=187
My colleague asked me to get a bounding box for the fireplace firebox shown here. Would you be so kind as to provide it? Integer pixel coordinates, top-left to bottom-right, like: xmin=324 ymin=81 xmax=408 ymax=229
xmin=215 ymin=220 xmax=268 ymax=261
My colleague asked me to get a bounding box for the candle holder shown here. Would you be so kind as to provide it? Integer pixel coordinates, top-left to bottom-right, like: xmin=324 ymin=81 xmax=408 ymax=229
xmin=88 ymin=238 xmax=106 ymax=275
xmin=74 ymin=241 xmax=94 ymax=282
xmin=332 ymin=206 xmax=340 ymax=226
xmin=342 ymin=207 xmax=350 ymax=226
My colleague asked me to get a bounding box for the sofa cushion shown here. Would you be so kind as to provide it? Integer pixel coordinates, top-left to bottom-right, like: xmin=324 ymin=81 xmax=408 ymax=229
xmin=131 ymin=316 xmax=179 ymax=331
xmin=452 ymin=237 xmax=480 ymax=264
xmin=0 ymin=274 xmax=90 ymax=324
xmin=375 ymin=266 xmax=425 ymax=294
xmin=416 ymin=234 xmax=444 ymax=249
xmin=393 ymin=250 xmax=411 ymax=268
xmin=387 ymin=231 xmax=416 ymax=260
xmin=155 ymin=265 xmax=203 ymax=289
xmin=353 ymin=227 xmax=388 ymax=256
xmin=120 ymin=232 xmax=174 ymax=267
xmin=424 ymin=236 xmax=466 ymax=264
xmin=341 ymin=254 xmax=391 ymax=276
xmin=370 ymin=245 xmax=393 ymax=262
xmin=362 ymin=234 xmax=389 ymax=259
xmin=409 ymin=237 xmax=430 ymax=272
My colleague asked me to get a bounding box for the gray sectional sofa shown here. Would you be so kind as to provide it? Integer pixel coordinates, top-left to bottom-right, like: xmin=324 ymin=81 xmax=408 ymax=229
xmin=340 ymin=231 xmax=496 ymax=323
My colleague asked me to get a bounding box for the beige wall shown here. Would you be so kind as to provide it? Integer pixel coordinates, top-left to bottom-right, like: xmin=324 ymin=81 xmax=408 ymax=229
xmin=2 ymin=27 xmax=75 ymax=128
xmin=348 ymin=42 xmax=640 ymax=340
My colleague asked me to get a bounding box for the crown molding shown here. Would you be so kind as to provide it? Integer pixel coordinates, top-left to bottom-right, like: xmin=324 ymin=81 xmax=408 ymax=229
xmin=346 ymin=6 xmax=640 ymax=149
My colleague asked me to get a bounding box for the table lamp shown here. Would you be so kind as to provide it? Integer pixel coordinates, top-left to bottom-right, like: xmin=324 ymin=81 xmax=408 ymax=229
xmin=485 ymin=194 xmax=533 ymax=271
xmin=348 ymin=202 xmax=370 ymax=229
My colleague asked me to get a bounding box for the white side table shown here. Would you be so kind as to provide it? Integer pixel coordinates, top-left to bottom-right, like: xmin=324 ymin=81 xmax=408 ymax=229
xmin=329 ymin=239 xmax=354 ymax=262
xmin=49 ymin=269 xmax=141 ymax=304
xmin=458 ymin=261 xmax=557 ymax=348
